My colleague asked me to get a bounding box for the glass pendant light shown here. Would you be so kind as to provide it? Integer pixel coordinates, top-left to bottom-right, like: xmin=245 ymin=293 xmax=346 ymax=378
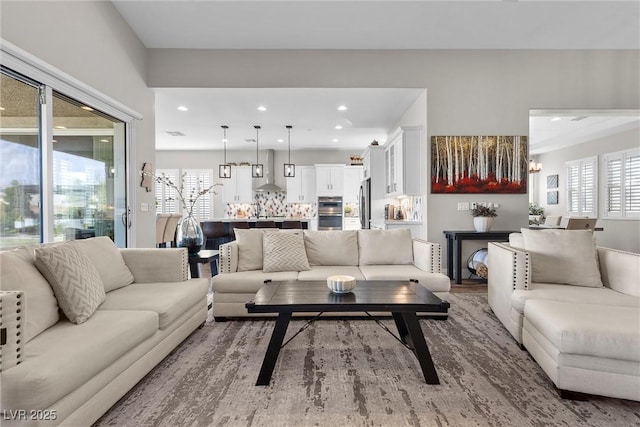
xmin=219 ymin=125 xmax=231 ymax=178
xmin=284 ymin=125 xmax=295 ymax=177
xmin=252 ymin=125 xmax=263 ymax=178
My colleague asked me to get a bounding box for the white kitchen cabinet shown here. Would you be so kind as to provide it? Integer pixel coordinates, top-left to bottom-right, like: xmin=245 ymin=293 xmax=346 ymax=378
xmin=384 ymin=126 xmax=421 ymax=197
xmin=343 ymin=166 xmax=363 ymax=203
xmin=316 ymin=165 xmax=344 ymax=196
xmin=286 ymin=166 xmax=316 ymax=203
xmin=222 ymin=166 xmax=254 ymax=203
xmin=343 ymin=217 xmax=361 ymax=230
xmin=363 ymin=146 xmax=386 ymax=200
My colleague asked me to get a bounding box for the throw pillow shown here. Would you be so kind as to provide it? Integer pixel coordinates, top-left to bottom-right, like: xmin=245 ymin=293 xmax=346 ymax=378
xmin=235 ymin=228 xmax=278 ymax=271
xmin=34 ymin=243 xmax=106 ymax=324
xmin=520 ymin=228 xmax=603 ymax=287
xmin=303 ymin=230 xmax=359 ymax=266
xmin=357 ymin=229 xmax=414 ymax=265
xmin=73 ymin=237 xmax=135 ymax=292
xmin=263 ymin=231 xmax=310 ymax=273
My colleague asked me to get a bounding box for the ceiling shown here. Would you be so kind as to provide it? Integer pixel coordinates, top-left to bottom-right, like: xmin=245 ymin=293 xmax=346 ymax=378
xmin=112 ymin=1 xmax=639 ymax=152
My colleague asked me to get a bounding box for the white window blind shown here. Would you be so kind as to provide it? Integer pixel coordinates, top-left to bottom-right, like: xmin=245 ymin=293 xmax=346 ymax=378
xmin=603 ymin=148 xmax=640 ymax=219
xmin=155 ymin=169 xmax=179 ymax=214
xmin=565 ymin=156 xmax=597 ymax=217
xmin=182 ymin=169 xmax=213 ymax=221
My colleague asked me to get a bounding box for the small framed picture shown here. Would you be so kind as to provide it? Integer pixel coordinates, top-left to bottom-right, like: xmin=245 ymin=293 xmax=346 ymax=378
xmin=547 ymin=174 xmax=558 ymax=189
xmin=547 ymin=190 xmax=559 ymax=205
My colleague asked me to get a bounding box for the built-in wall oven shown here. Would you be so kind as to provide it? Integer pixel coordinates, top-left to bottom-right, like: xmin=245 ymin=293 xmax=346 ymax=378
xmin=318 ymin=196 xmax=343 ymax=230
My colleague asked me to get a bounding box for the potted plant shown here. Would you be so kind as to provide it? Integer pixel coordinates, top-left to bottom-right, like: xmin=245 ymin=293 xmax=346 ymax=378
xmin=471 ymin=205 xmax=497 ymax=232
xmin=528 ymin=202 xmax=544 ymax=225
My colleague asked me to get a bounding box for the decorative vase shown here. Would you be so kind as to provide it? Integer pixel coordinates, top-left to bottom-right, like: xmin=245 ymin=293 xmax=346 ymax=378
xmin=176 ymin=214 xmax=204 ymax=255
xmin=473 ymin=217 xmax=493 ymax=232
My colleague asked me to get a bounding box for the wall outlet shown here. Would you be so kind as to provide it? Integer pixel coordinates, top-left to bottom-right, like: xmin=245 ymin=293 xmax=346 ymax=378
xmin=471 ymin=202 xmax=478 ymax=209
xmin=458 ymin=202 xmax=470 ymax=211
xmin=140 ymin=202 xmax=149 ymax=212
xmin=494 ymin=203 xmax=500 ymax=208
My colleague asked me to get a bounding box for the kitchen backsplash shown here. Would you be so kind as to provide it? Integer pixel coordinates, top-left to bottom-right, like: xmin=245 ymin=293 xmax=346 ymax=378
xmin=225 ymin=191 xmax=317 ymax=218
xmin=392 ymin=196 xmax=423 ymax=221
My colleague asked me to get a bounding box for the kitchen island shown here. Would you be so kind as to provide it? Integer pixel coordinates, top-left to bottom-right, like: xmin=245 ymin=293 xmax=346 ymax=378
xmin=201 ymin=218 xmax=314 ymax=250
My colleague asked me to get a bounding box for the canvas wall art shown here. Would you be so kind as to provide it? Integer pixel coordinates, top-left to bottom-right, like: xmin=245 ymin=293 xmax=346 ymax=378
xmin=431 ymin=135 xmax=528 ymax=193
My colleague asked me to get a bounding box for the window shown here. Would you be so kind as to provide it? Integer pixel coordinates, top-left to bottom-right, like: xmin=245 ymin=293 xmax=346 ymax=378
xmin=566 ymin=156 xmax=597 ymax=217
xmin=155 ymin=168 xmax=179 ymax=214
xmin=602 ymin=148 xmax=640 ymax=219
xmin=182 ymin=169 xmax=213 ymax=221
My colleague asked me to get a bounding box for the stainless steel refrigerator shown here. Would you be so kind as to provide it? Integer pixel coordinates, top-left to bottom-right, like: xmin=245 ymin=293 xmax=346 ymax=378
xmin=359 ymin=178 xmax=371 ymax=229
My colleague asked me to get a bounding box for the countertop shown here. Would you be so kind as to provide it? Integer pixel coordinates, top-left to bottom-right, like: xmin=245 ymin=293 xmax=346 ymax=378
xmin=212 ymin=217 xmax=312 ymax=222
xmin=384 ymin=220 xmax=423 ymax=225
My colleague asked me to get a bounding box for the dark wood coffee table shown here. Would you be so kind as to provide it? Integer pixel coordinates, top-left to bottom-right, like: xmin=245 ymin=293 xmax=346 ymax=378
xmin=245 ymin=279 xmax=450 ymax=386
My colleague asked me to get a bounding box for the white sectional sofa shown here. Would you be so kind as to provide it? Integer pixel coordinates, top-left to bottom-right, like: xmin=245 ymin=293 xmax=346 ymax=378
xmin=211 ymin=229 xmax=450 ymax=320
xmin=0 ymin=237 xmax=209 ymax=426
xmin=488 ymin=229 xmax=640 ymax=401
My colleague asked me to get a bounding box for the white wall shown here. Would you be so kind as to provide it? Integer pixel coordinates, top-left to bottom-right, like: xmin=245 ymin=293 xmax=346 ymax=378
xmin=148 ymin=48 xmax=639 ymax=267
xmin=535 ymin=127 xmax=640 ymax=252
xmin=1 ymin=1 xmax=156 ymax=247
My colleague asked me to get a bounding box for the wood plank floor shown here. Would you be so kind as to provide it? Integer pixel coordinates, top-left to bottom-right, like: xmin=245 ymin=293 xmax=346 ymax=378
xmin=450 ymin=279 xmax=487 ymax=293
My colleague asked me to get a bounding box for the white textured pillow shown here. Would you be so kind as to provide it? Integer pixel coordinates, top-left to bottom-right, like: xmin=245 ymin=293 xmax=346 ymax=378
xmin=235 ymin=228 xmax=278 ymax=271
xmin=263 ymin=231 xmax=310 ymax=273
xmin=303 ymin=230 xmax=359 ymax=266
xmin=34 ymin=243 xmax=106 ymax=324
xmin=521 ymin=228 xmax=603 ymax=287
xmin=358 ymin=229 xmax=414 ymax=265
xmin=509 ymin=233 xmax=525 ymax=249
xmin=73 ymin=237 xmax=134 ymax=292
xmin=0 ymin=247 xmax=60 ymax=342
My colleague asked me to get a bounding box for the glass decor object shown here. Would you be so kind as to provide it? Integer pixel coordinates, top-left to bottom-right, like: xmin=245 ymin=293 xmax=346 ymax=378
xmin=176 ymin=214 xmax=204 ymax=254
xmin=284 ymin=125 xmax=295 ymax=177
xmin=252 ymin=125 xmax=263 ymax=178
xmin=219 ymin=125 xmax=231 ymax=179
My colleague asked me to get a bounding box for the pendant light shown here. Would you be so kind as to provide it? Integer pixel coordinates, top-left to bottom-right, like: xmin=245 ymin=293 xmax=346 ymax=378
xmin=252 ymin=125 xmax=263 ymax=178
xmin=284 ymin=125 xmax=295 ymax=177
xmin=529 ymin=159 xmax=542 ymax=174
xmin=219 ymin=125 xmax=231 ymax=178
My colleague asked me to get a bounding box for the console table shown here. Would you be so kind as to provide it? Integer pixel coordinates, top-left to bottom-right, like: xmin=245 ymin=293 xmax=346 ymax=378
xmin=443 ymin=230 xmax=516 ymax=284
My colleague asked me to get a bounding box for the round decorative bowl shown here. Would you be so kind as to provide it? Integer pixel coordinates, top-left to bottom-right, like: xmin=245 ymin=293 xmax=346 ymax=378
xmin=327 ymin=275 xmax=356 ymax=294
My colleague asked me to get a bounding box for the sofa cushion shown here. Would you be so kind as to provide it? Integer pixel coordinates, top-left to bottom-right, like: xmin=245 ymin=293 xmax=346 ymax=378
xmin=263 ymin=231 xmax=310 ymax=273
xmin=524 ymin=299 xmax=640 ymax=362
xmin=297 ymin=266 xmax=365 ymax=281
xmin=235 ymin=228 xmax=278 ymax=272
xmin=303 ymin=230 xmax=359 ymax=266
xmin=74 ymin=237 xmax=134 ymax=292
xmin=521 ymin=228 xmax=603 ymax=288
xmin=511 ymin=282 xmax=639 ymax=315
xmin=34 ymin=243 xmax=106 ymax=324
xmin=98 ymin=279 xmax=208 ymax=329
xmin=358 ymin=265 xmax=451 ymax=293
xmin=0 ymin=247 xmax=59 ymax=342
xmin=1 ymin=309 xmax=157 ymax=412
xmin=358 ymin=229 xmax=413 ymax=265
xmin=211 ymin=271 xmax=299 ymax=293
xmin=509 ymin=232 xmax=525 ymax=249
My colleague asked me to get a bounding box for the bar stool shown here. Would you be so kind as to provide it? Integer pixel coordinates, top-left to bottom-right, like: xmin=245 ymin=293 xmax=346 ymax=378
xmin=156 ymin=214 xmax=171 ymax=247
xmin=201 ymin=221 xmax=229 ymax=250
xmin=163 ymin=214 xmax=182 ymax=247
xmin=282 ymin=220 xmax=302 ymax=229
xmin=256 ymin=220 xmax=276 ymax=228
xmin=232 ymin=221 xmax=250 ymax=239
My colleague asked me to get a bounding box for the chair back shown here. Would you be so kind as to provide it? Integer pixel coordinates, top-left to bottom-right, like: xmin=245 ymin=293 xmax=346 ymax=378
xmin=256 ymin=220 xmax=276 ymax=228
xmin=163 ymin=213 xmax=183 ymax=247
xmin=156 ymin=214 xmax=171 ymax=246
xmin=544 ymin=215 xmax=562 ymax=226
xmin=282 ymin=220 xmax=302 ymax=229
xmin=565 ymin=217 xmax=597 ymax=230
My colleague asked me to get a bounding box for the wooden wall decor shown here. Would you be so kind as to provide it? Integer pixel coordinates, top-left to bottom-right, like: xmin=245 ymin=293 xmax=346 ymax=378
xmin=431 ymin=135 xmax=528 ymax=194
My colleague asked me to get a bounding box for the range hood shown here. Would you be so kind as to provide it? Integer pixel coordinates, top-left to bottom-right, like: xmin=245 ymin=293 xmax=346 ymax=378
xmin=256 ymin=149 xmax=285 ymax=192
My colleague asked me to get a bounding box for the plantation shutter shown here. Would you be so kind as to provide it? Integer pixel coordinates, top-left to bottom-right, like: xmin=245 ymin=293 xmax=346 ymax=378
xmin=565 ymin=156 xmax=597 ymax=217
xmin=625 ymin=153 xmax=640 ymax=216
xmin=604 ymin=154 xmax=623 ymax=216
xmin=566 ymin=163 xmax=580 ymax=214
xmin=602 ymin=148 xmax=640 ymax=219
xmin=182 ymin=169 xmax=213 ymax=221
xmin=155 ymin=169 xmax=179 ymax=214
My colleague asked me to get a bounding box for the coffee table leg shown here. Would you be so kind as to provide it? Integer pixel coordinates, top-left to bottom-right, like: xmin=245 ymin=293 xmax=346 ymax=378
xmin=256 ymin=312 xmax=292 ymax=386
xmin=391 ymin=312 xmax=409 ymax=343
xmin=402 ymin=312 xmax=440 ymax=385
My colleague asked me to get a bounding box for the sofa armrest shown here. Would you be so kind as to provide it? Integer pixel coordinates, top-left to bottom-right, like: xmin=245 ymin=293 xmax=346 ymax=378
xmin=488 ymin=242 xmax=530 ymax=291
xmin=597 ymin=246 xmax=640 ymax=297
xmin=412 ymin=238 xmax=441 ymax=273
xmin=218 ymin=241 xmax=239 ymax=274
xmin=119 ymin=248 xmax=189 ymax=283
xmin=0 ymin=291 xmax=24 ymax=371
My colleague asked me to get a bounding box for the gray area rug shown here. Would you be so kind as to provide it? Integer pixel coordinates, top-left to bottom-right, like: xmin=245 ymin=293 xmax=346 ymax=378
xmin=96 ymin=294 xmax=640 ymax=426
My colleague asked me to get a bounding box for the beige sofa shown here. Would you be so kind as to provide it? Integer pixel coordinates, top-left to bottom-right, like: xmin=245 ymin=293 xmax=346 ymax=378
xmin=211 ymin=229 xmax=450 ymax=320
xmin=0 ymin=237 xmax=209 ymax=426
xmin=488 ymin=229 xmax=640 ymax=401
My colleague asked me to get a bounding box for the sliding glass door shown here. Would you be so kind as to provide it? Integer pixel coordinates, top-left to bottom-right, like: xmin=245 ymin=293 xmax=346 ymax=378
xmin=0 ymin=68 xmax=129 ymax=248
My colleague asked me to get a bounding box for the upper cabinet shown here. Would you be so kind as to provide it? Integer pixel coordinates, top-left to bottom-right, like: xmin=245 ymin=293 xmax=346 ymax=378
xmin=222 ymin=166 xmax=254 ymax=203
xmin=363 ymin=145 xmax=386 ymax=200
xmin=384 ymin=127 xmax=422 ymax=197
xmin=287 ymin=166 xmax=316 ymax=203
xmin=316 ymin=165 xmax=344 ymax=196
xmin=343 ymin=166 xmax=363 ymax=202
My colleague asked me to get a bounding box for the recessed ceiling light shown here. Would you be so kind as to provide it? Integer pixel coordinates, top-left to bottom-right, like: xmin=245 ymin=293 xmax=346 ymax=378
xmin=335 ymin=125 xmax=343 ymax=130
xmin=277 ymin=138 xmax=284 ymax=143
xmin=332 ymin=138 xmax=339 ymax=143
xmin=551 ymin=117 xmax=561 ymax=121
xmin=380 ymin=138 xmax=387 ymax=143
xmin=0 ymin=107 xmax=5 ymax=111
xmin=177 ymin=106 xmax=188 ymax=111
xmin=337 ymin=105 xmax=347 ymax=111
xmin=81 ymin=106 xmax=94 ymax=111
xmin=100 ymin=139 xmax=109 ymax=143
xmin=257 ymin=106 xmax=267 ymax=111
xmin=52 ymin=139 xmax=57 ymax=143
xmin=54 ymin=126 xmax=67 ymax=129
